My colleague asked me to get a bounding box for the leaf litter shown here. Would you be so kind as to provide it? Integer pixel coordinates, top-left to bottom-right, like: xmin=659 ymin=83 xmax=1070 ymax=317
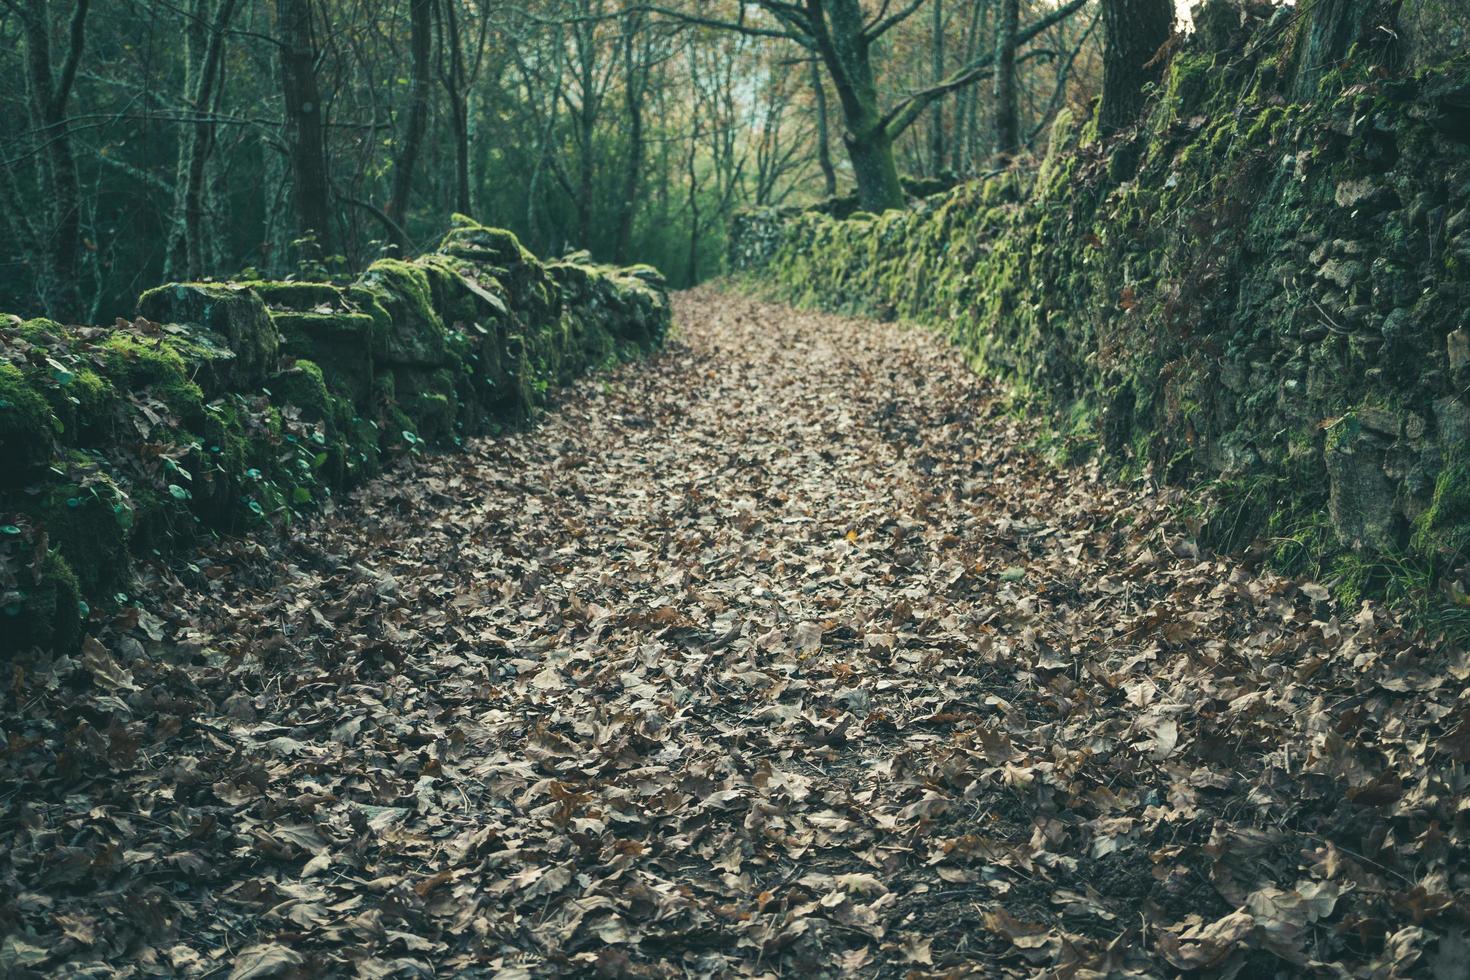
xmin=2 ymin=288 xmax=1467 ymax=977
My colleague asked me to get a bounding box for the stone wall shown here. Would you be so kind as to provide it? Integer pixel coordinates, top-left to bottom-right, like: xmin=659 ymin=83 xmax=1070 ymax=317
xmin=731 ymin=5 xmax=1470 ymax=611
xmin=1 ymin=216 xmax=669 ymax=655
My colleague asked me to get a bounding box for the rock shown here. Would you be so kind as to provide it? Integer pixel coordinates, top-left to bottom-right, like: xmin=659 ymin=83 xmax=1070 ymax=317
xmin=1436 ymin=396 xmax=1470 ymax=445
xmin=1370 ymin=257 xmax=1413 ymax=311
xmin=0 ymin=361 xmax=57 ymax=486
xmin=438 ymin=216 xmax=536 ymax=268
xmin=1334 ymin=178 xmax=1395 ymax=215
xmin=1447 ymin=207 xmax=1470 ymax=239
xmin=1356 ymin=406 xmax=1400 ymax=438
xmin=1326 ymin=423 xmax=1398 ymax=552
xmin=271 ymin=311 xmax=377 ymax=405
xmin=1317 ymin=258 xmax=1365 ymax=290
xmin=1448 ymin=327 xmax=1470 ymax=373
xmin=1405 ymin=412 xmax=1427 ymax=442
xmin=137 ymin=283 xmax=279 ymax=390
xmin=358 ymin=260 xmax=450 ymax=368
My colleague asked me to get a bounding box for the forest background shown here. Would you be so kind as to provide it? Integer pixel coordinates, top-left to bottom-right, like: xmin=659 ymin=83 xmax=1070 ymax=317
xmin=0 ymin=0 xmax=1126 ymax=322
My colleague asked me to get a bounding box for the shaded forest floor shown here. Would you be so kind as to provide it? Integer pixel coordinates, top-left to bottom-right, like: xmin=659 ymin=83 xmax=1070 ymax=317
xmin=3 ymin=289 xmax=1466 ymax=978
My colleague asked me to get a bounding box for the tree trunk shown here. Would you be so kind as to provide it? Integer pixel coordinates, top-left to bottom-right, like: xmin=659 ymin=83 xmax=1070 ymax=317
xmin=685 ymin=117 xmax=700 ymax=283
xmin=1290 ymin=0 xmax=1383 ymax=100
xmin=442 ymin=0 xmax=472 ymax=214
xmin=844 ymin=131 xmax=905 ymax=213
xmin=168 ymin=0 xmax=239 ymax=281
xmin=573 ymin=15 xmax=598 ymax=249
xmin=21 ymin=0 xmax=91 ymax=321
xmin=928 ymin=0 xmax=945 ymax=175
xmin=1098 ymin=0 xmax=1173 ymax=135
xmin=811 ymin=59 xmax=838 ymax=197
xmin=388 ymin=0 xmax=433 ymax=250
xmin=817 ymin=0 xmax=905 ymax=212
xmin=992 ymin=0 xmax=1019 ymax=161
xmin=953 ymin=0 xmax=983 ymax=172
xmin=276 ymin=0 xmax=334 ymax=253
xmin=614 ymin=13 xmax=646 ymax=264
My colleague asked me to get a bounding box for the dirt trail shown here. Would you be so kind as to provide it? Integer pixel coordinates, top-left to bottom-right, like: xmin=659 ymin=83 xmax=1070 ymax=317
xmin=2 ymin=289 xmax=1463 ymax=978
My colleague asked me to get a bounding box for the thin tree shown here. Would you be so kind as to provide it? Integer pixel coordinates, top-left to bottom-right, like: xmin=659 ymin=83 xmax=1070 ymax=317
xmin=614 ymin=8 xmax=654 ymax=263
xmin=14 ymin=0 xmax=91 ymax=319
xmin=438 ymin=0 xmax=488 ymax=216
xmin=166 ymin=0 xmax=241 ymax=281
xmin=276 ymin=0 xmax=334 ymax=253
xmin=991 ymin=0 xmax=1019 ymax=161
xmin=809 ymin=57 xmax=838 ymax=196
xmin=387 ymin=0 xmax=434 ymax=250
xmin=928 ymin=0 xmax=945 ymax=175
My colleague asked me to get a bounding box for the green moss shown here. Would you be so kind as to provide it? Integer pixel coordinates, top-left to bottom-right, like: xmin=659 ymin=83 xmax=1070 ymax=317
xmin=440 ymin=215 xmax=537 ymax=267
xmin=136 ymin=282 xmax=279 ymax=394
xmin=66 ymin=369 xmax=118 ymax=440
xmin=32 ymin=458 xmax=133 ymax=596
xmin=0 ymin=361 xmax=58 ymax=486
xmin=244 ymin=280 xmax=345 ymax=311
xmin=269 ymin=360 xmax=333 ymax=423
xmin=271 ymin=310 xmax=378 ymax=405
xmin=100 ymin=333 xmax=205 ymax=417
xmin=1411 ymin=459 xmax=1470 ymax=560
xmin=360 ymin=259 xmax=449 ymax=366
xmin=0 ymin=546 xmax=82 ymax=656
xmin=10 ymin=321 xmax=121 ymax=443
xmin=389 ymin=367 xmax=460 ymax=444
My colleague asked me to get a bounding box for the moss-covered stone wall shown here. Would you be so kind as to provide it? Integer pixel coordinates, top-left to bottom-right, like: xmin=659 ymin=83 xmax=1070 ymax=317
xmin=1 ymin=216 xmax=669 ymax=655
xmin=731 ymin=9 xmax=1470 ymax=614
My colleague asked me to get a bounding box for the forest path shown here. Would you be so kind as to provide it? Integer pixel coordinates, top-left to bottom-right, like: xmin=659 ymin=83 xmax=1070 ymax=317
xmin=5 ymin=289 xmax=1452 ymax=978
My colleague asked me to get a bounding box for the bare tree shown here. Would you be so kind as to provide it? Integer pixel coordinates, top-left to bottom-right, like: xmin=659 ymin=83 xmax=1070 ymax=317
xmin=166 ymin=0 xmax=241 ymax=280
xmin=277 ymin=0 xmax=334 ymax=252
xmin=387 ymin=0 xmax=434 ymax=249
xmin=15 ymin=0 xmax=92 ymax=318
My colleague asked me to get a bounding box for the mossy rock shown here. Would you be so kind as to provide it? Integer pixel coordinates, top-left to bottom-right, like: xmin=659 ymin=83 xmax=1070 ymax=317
xmin=269 ymin=360 xmax=335 ymax=426
xmin=271 ymin=310 xmax=377 ymax=405
xmin=5 ymin=320 xmax=121 ymax=446
xmin=1412 ymin=458 xmax=1470 ymax=560
xmin=0 ymin=540 xmax=82 ymax=657
xmin=137 ymin=282 xmax=279 ymax=389
xmin=439 ymin=215 xmax=538 ymax=267
xmin=418 ymin=254 xmax=510 ymax=332
xmin=0 ymin=360 xmax=59 ymax=487
xmin=358 ymin=260 xmax=450 ymax=368
xmin=246 ymin=280 xmax=348 ymax=312
xmin=0 ymin=218 xmax=670 ymax=656
xmin=99 ymin=331 xmax=206 ymax=418
xmin=28 ymin=457 xmax=133 ymax=596
xmin=390 ymin=366 xmax=460 ymax=444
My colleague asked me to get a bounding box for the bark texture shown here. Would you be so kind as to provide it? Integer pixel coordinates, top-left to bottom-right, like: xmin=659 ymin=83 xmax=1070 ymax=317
xmin=1099 ymin=0 xmax=1173 ymax=134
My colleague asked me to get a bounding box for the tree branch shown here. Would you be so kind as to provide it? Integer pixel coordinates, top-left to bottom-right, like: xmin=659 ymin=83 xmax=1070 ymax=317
xmin=51 ymin=0 xmax=91 ymax=117
xmin=864 ymin=0 xmax=927 ymax=42
xmin=618 ymin=4 xmax=812 ymax=46
xmin=881 ymin=0 xmax=1089 ymax=140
